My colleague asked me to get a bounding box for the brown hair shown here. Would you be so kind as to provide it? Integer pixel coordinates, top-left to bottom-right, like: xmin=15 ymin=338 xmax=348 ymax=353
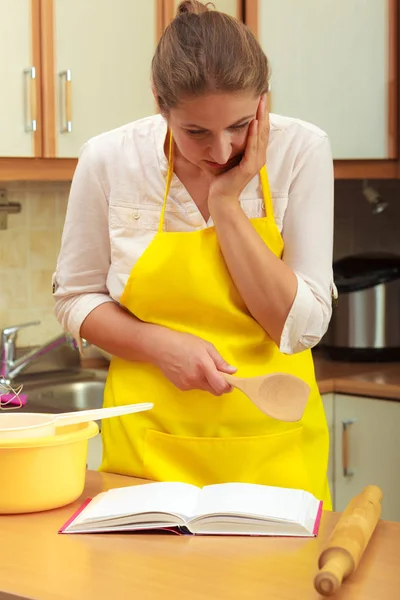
xmin=152 ymin=0 xmax=269 ymax=111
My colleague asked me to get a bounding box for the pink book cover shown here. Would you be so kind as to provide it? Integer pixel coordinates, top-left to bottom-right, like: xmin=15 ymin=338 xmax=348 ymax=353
xmin=59 ymin=498 xmax=92 ymax=533
xmin=313 ymin=501 xmax=324 ymax=536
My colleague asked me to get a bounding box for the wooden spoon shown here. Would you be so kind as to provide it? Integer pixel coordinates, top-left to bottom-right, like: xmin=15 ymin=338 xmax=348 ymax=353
xmin=222 ymin=372 xmax=310 ymax=422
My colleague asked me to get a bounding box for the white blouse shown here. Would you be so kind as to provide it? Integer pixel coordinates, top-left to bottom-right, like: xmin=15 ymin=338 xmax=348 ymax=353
xmin=53 ymin=112 xmax=337 ymax=355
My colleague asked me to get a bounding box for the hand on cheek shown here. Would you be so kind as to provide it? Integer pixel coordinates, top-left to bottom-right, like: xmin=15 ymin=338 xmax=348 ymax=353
xmin=208 ymin=95 xmax=270 ymax=210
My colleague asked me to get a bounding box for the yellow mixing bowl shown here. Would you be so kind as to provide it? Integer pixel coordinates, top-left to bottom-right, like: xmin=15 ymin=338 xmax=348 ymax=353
xmin=0 ymin=420 xmax=99 ymax=514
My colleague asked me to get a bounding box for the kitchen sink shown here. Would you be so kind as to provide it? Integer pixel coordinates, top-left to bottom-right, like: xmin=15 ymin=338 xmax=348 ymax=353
xmin=15 ymin=369 xmax=107 ymax=415
xmin=23 ymin=380 xmax=106 ymax=413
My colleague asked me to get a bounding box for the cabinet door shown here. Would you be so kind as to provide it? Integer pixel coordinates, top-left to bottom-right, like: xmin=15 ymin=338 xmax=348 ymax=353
xmin=321 ymin=392 xmax=335 ymax=508
xmin=0 ymin=0 xmax=40 ymax=157
xmin=335 ymin=394 xmax=400 ymax=522
xmin=257 ymin=0 xmax=393 ymax=160
xmin=173 ymin=0 xmax=240 ymax=17
xmin=52 ymin=0 xmax=158 ymax=158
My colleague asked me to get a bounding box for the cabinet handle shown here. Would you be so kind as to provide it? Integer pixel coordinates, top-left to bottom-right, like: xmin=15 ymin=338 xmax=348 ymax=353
xmin=59 ymin=69 xmax=72 ymax=133
xmin=23 ymin=67 xmax=37 ymax=133
xmin=342 ymin=419 xmax=357 ymax=477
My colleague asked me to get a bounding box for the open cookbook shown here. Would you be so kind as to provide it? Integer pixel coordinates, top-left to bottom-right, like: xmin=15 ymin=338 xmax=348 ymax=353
xmin=60 ymin=481 xmax=323 ymax=537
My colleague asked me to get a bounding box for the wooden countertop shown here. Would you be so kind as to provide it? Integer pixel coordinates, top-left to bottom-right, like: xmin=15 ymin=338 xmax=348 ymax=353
xmin=1 ymin=471 xmax=399 ymax=600
xmin=313 ymin=352 xmax=400 ymax=400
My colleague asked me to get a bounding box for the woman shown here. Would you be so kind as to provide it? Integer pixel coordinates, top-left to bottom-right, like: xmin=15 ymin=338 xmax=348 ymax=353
xmin=53 ymin=1 xmax=335 ymax=508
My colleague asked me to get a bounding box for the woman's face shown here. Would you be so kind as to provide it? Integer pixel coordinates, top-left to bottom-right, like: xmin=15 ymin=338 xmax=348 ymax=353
xmin=166 ymin=92 xmax=260 ymax=174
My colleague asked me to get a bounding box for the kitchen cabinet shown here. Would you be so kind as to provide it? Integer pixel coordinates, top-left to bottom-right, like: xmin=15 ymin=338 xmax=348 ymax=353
xmin=47 ymin=0 xmax=158 ymax=158
xmin=0 ymin=0 xmax=41 ymax=157
xmin=321 ymin=393 xmax=335 ymax=505
xmin=0 ymin=0 xmax=163 ymax=180
xmin=245 ymin=0 xmax=399 ymax=178
xmin=334 ymin=393 xmax=400 ymax=522
xmin=2 ymin=1 xmax=399 ymax=179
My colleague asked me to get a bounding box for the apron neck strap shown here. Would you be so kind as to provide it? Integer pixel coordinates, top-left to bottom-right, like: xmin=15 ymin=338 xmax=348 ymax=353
xmin=158 ymin=132 xmax=274 ymax=233
xmin=260 ymin=165 xmax=274 ymax=220
xmin=159 ymin=130 xmax=174 ymax=234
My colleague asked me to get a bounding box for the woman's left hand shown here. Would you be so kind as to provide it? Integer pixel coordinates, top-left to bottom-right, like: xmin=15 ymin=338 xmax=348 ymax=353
xmin=208 ymin=95 xmax=270 ymax=206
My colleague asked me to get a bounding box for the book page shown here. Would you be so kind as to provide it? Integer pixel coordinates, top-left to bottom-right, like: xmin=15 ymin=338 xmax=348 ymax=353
xmin=76 ymin=482 xmax=200 ymax=523
xmin=189 ymin=517 xmax=311 ymax=537
xmin=193 ymin=483 xmax=307 ymax=522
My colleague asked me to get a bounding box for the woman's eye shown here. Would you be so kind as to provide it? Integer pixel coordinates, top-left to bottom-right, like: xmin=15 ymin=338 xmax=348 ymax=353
xmin=186 ymin=129 xmax=207 ymax=136
xmin=230 ymin=123 xmax=249 ymax=131
xmin=185 ymin=122 xmax=249 ymax=136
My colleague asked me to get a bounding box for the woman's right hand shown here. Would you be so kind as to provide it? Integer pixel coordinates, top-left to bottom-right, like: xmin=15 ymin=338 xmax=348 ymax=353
xmin=151 ymin=329 xmax=237 ymax=396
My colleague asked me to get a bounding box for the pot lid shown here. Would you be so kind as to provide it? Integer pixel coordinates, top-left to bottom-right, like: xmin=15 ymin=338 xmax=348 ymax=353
xmin=333 ymin=252 xmax=400 ymax=292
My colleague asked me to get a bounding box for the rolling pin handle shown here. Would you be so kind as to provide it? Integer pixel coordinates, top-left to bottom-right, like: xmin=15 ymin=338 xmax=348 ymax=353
xmin=314 ymin=550 xmax=353 ymax=596
xmin=314 ymin=567 xmax=341 ymax=596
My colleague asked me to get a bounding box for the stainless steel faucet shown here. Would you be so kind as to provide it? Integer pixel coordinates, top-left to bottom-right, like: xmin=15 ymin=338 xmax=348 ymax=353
xmin=0 ymin=321 xmax=84 ymax=384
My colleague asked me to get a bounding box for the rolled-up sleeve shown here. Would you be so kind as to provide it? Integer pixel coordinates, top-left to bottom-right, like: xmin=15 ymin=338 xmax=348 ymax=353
xmin=279 ymin=134 xmax=336 ymax=355
xmin=53 ymin=142 xmax=115 ymax=344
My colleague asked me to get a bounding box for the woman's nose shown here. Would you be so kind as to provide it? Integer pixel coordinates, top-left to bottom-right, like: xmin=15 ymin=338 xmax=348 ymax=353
xmin=208 ymin=135 xmax=232 ymax=164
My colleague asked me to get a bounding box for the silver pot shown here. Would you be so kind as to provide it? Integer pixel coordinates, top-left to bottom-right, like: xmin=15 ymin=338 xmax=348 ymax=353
xmin=322 ymin=253 xmax=400 ymax=361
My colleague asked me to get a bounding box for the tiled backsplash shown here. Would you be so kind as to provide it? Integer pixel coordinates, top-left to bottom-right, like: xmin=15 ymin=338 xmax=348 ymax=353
xmin=0 ymin=182 xmax=70 ymax=347
xmin=334 ymin=179 xmax=400 ymax=261
xmin=0 ymin=178 xmax=399 ymax=348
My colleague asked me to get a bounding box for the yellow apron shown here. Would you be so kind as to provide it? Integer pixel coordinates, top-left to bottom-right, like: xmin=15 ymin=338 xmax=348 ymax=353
xmin=100 ymin=134 xmax=332 ymax=509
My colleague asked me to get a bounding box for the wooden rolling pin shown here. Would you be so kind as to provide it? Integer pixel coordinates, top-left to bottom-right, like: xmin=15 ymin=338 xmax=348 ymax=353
xmin=314 ymin=485 xmax=383 ymax=596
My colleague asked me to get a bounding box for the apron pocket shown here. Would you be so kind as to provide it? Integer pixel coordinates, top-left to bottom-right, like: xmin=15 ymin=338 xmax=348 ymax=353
xmin=143 ymin=427 xmax=310 ymax=491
